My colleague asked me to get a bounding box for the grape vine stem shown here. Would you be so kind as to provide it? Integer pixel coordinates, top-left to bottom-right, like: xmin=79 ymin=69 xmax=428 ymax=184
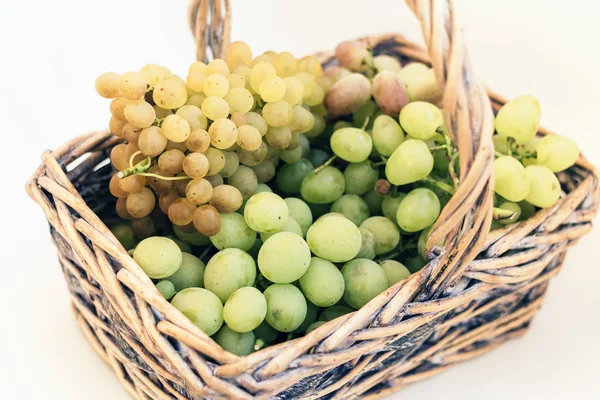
xmin=254 ymin=339 xmax=266 ymax=351
xmin=314 ymin=155 xmax=337 ymax=174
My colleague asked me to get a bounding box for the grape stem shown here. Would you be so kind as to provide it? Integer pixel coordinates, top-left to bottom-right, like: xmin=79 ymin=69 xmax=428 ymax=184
xmin=117 ymin=156 xmax=152 ymax=178
xmin=371 ymin=161 xmax=386 ymax=168
xmin=361 ymin=116 xmax=371 ymax=131
xmin=254 ymin=339 xmax=266 ymax=351
xmin=507 ymin=137 xmax=516 ymax=157
xmin=494 ymin=151 xmax=505 ymax=158
xmin=448 ymin=152 xmax=460 ymax=189
xmin=198 ymin=247 xmax=211 ymax=262
xmin=375 ymin=251 xmax=401 ymax=262
xmin=422 ymin=177 xmax=455 ymax=195
xmin=314 ymin=155 xmax=337 ymax=174
xmin=362 ymin=49 xmax=376 ymax=78
xmin=428 ymin=144 xmax=448 ymax=153
xmin=493 ymin=207 xmax=516 ymax=221
xmin=138 ymin=173 xmax=190 ymax=181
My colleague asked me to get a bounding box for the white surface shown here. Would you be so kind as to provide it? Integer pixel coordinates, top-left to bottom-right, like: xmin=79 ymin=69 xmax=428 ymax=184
xmin=1 ymin=0 xmax=599 ymax=399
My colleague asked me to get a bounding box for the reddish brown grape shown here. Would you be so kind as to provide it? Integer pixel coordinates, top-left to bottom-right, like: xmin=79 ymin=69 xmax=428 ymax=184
xmin=193 ymin=205 xmax=222 ymax=236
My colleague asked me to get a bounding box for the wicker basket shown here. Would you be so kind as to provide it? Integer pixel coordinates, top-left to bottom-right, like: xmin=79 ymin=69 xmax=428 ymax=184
xmin=26 ymin=0 xmax=600 ymax=399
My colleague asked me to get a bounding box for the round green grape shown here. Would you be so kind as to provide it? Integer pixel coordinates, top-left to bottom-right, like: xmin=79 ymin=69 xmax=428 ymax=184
xmin=381 ymin=194 xmax=406 ymax=221
xmin=276 ymin=159 xmax=313 ymax=194
xmin=385 ymin=139 xmax=434 ymax=185
xmin=294 ymin=300 xmax=319 ymax=334
xmin=110 ymin=223 xmax=136 ymax=250
xmin=258 ymin=232 xmax=311 ymax=283
xmin=306 ymin=215 xmax=362 ymax=262
xmin=399 ymin=101 xmax=442 ymax=140
xmin=156 ymin=280 xmax=176 ymax=300
xmin=171 ymin=288 xmax=223 ymax=336
xmin=244 ymin=192 xmax=289 ymax=233
xmin=372 ymin=114 xmax=405 ymax=156
xmin=524 ymin=165 xmax=561 ymax=208
xmin=299 ymin=257 xmax=345 ymax=307
xmin=173 ymin=224 xmax=211 ymax=246
xmin=319 ymin=305 xmax=354 ymax=322
xmin=300 ymin=166 xmax=345 ymax=204
xmin=166 ymin=236 xmax=192 ymax=253
xmin=331 ymin=194 xmax=370 ymax=226
xmin=305 ymin=321 xmax=326 ymax=335
xmin=260 ymin=217 xmax=303 ymax=241
xmin=341 ymin=259 xmax=389 ymax=309
xmin=330 ymin=127 xmax=373 ymax=162
xmin=223 ymin=287 xmax=267 ymax=333
xmin=308 ymin=148 xmax=331 ymax=167
xmin=359 ymin=217 xmax=401 ymax=255
xmin=284 ymin=197 xmax=313 ymax=237
xmin=379 ymin=260 xmax=410 ymax=286
xmin=494 ymin=156 xmax=530 ymax=202
xmin=253 ymin=321 xmax=278 ymax=346
xmin=495 ymin=95 xmax=541 ymax=144
xmin=396 ymin=188 xmax=441 ymax=232
xmin=133 ymin=237 xmax=182 ymax=279
xmin=356 ymin=227 xmax=377 ymax=260
xmin=535 ymin=134 xmax=579 ymax=172
xmin=264 ymin=284 xmax=307 ymax=332
xmin=519 ymin=201 xmax=536 ymax=221
xmin=204 ymin=248 xmax=257 ymax=303
xmin=344 ymin=161 xmax=379 ymax=195
xmin=214 ymin=325 xmax=255 ymax=356
xmin=210 ymin=213 xmax=256 ymax=251
xmin=363 ymin=188 xmax=385 ymax=215
xmin=166 ymin=252 xmax=205 ymax=291
xmin=498 ymin=201 xmax=522 ymax=225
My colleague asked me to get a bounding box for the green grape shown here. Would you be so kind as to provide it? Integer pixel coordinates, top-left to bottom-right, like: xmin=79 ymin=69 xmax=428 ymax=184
xmin=524 ymin=165 xmax=561 ymax=208
xmin=494 ymin=156 xmax=531 ymax=202
xmin=245 ymin=112 xmax=268 ymax=136
xmin=133 ymin=237 xmax=182 ymax=279
xmin=379 ymin=260 xmax=410 ymax=286
xmin=381 ymin=194 xmax=406 ymax=221
xmin=262 ymin=101 xmax=293 ymax=127
xmin=214 ymin=326 xmax=255 ymax=356
xmin=356 ymin=227 xmax=377 ymax=260
xmin=417 ymin=226 xmax=435 ymax=260
xmin=519 ymin=201 xmax=536 ymax=221
xmin=223 ymin=287 xmax=267 ymax=332
xmin=331 ymin=194 xmax=370 ymax=226
xmin=204 ymin=248 xmax=257 ymax=303
xmin=330 ymin=127 xmax=373 ymax=162
xmin=110 ymin=223 xmax=136 ymax=250
xmin=210 ymin=212 xmax=256 ymax=251
xmin=276 ymin=159 xmax=314 ymax=195
xmin=258 ymin=232 xmax=311 ymax=283
xmin=156 ymin=280 xmax=176 ymax=300
xmin=399 ymin=101 xmax=443 ymax=140
xmin=279 ymin=144 xmax=303 ymax=164
xmin=306 ymin=215 xmax=361 ymax=262
xmin=304 ymin=113 xmax=326 ymax=138
xmin=363 ymin=188 xmax=385 ymax=215
xmin=284 ymin=197 xmax=313 ymax=237
xmin=229 ymin=165 xmax=258 ymax=200
xmin=294 ymin=300 xmax=319 ymax=334
xmin=396 ymin=188 xmax=441 ymax=232
xmin=166 ymin=236 xmax=192 ymax=253
xmin=253 ymin=321 xmax=278 ymax=346
xmin=317 ymin=212 xmax=345 ymax=221
xmin=372 ymin=114 xmax=405 ymax=156
xmin=260 ymin=217 xmax=303 ymax=241
xmin=492 ymin=134 xmax=509 ymax=154
xmin=495 ymin=95 xmax=541 ymax=144
xmin=171 ymin=288 xmax=223 ymax=335
xmin=352 ymin=100 xmax=379 ymax=128
xmin=386 ymin=139 xmax=434 ymax=185
xmin=244 ymin=192 xmax=289 ymax=233
xmin=344 ymin=161 xmax=379 ymax=195
xmin=535 ymin=135 xmax=579 ymax=172
xmin=308 ymin=149 xmax=331 ymax=168
xmin=360 ymin=217 xmax=401 ymax=255
xmin=301 ymin=166 xmax=345 ymax=204
xmin=405 ymin=255 xmax=426 ymax=273
xmin=432 ymin=149 xmax=450 ymax=173
xmin=264 ymin=284 xmax=307 ymax=332
xmin=166 ymin=252 xmax=205 ymax=291
xmin=299 ymin=257 xmax=345 ymax=307
xmin=307 ymin=201 xmax=332 ymax=220
xmin=305 ymin=321 xmax=326 ymax=335
xmin=300 ymin=134 xmax=311 ymax=158
xmin=173 ymin=224 xmax=211 ymax=246
xmin=341 ymin=259 xmax=389 ymax=309
xmin=319 ymin=305 xmax=353 ymax=322
xmin=497 ymin=201 xmax=522 ymax=225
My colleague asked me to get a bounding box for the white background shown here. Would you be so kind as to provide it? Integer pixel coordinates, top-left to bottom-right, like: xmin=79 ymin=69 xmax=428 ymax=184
xmin=1 ymin=0 xmax=599 ymax=399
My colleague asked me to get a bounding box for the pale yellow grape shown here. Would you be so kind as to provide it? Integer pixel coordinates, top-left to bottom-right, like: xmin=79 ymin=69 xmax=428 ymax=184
xmin=266 ymin=125 xmax=292 ymax=149
xmin=535 ymin=135 xmax=579 ymax=172
xmin=95 ymin=72 xmax=121 ymax=98
xmin=316 ymin=76 xmax=334 ymax=91
xmin=154 ymin=77 xmax=188 ymax=109
xmin=224 ymin=87 xmax=254 ymax=113
xmin=138 ymin=126 xmax=167 ymax=157
xmin=219 ymin=150 xmax=240 ymax=178
xmin=250 ymin=62 xmax=276 ymax=93
xmin=207 ymin=59 xmax=230 ymax=76
xmin=162 ymin=115 xmax=191 ymax=142
xmin=185 ymin=129 xmax=210 ymax=152
xmin=305 ymin=85 xmax=324 ymax=107
xmin=397 ymin=62 xmax=429 ymax=82
xmin=297 ymin=55 xmax=323 ymax=77
xmin=272 ymin=52 xmax=297 ymax=77
xmin=227 ymin=73 xmax=246 ymax=89
xmin=183 ymin=152 xmax=210 ymax=178
xmin=259 ymin=76 xmax=286 ymax=102
xmin=262 ymin=101 xmax=293 ymax=127
xmin=186 ymin=93 xmax=207 ymax=108
xmin=119 ymin=71 xmax=147 ymax=100
xmin=109 ymin=117 xmax=127 ymax=136
xmin=109 ymin=96 xmax=130 ymax=120
xmin=373 ymin=55 xmax=402 ymax=73
xmin=188 ymin=61 xmax=207 ymax=74
xmin=139 ymin=64 xmax=168 ymax=87
xmin=282 ymin=77 xmax=304 ymax=105
xmin=324 ymin=65 xmax=352 ymax=82
xmin=123 ymin=101 xmax=155 ymax=128
xmin=234 ymin=66 xmax=253 ymax=91
xmin=205 ymin=147 xmax=226 ymax=176
xmin=493 ymin=134 xmax=509 ymax=154
xmin=236 ymin=125 xmax=262 ymax=151
xmin=251 ymin=53 xmax=274 ymax=67
xmin=209 ymin=118 xmax=238 ymax=149
xmin=372 ymin=114 xmax=404 ymax=156
xmin=495 ymin=95 xmax=541 ymax=144
xmin=405 ymin=69 xmax=442 ymax=104
xmin=524 ymin=165 xmax=561 ymax=208
xmin=186 ymin=72 xmax=206 ymax=92
xmin=494 ymin=156 xmax=530 ymax=202
xmin=202 ymin=96 xmax=230 ymax=120
xmin=204 ymin=74 xmax=230 ymax=97
xmin=260 ymin=217 xmax=302 ymax=242
xmin=226 ymin=41 xmax=253 ymax=70
xmin=175 ymin=105 xmax=207 ymax=130
xmin=245 ymin=112 xmax=268 ymax=136
xmin=289 ymin=106 xmax=314 ymax=133
xmin=133 ymin=237 xmax=182 ymax=279
xmin=296 ymin=72 xmax=317 ymax=99
xmin=122 ymin=123 xmax=142 ymax=143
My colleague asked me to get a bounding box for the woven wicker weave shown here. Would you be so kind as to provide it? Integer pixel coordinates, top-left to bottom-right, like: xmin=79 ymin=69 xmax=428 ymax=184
xmin=26 ymin=0 xmax=599 ymax=399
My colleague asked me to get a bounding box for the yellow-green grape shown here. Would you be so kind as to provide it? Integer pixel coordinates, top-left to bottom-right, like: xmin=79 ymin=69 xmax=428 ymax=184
xmin=176 ymin=105 xmax=208 ymax=130
xmin=153 ymin=105 xmax=173 ymax=119
xmin=126 ymin=188 xmax=155 ymax=219
xmin=288 ymin=108 xmax=314 ymax=134
xmin=219 ymin=150 xmax=240 ymax=178
xmin=210 ymin=184 xmax=244 ymax=212
xmin=251 ymin=161 xmax=276 ymax=183
xmin=153 ymin=76 xmax=188 ymax=109
xmin=524 ymin=165 xmax=561 ymax=208
xmin=494 ymin=156 xmax=530 ymax=202
xmin=138 ymin=126 xmax=167 ymax=157
xmin=119 ymin=71 xmax=147 ymax=100
xmin=110 ymin=223 xmax=136 ymax=249
xmin=206 ymin=174 xmax=224 ymax=188
xmin=207 ymin=59 xmax=230 ymax=76
xmin=279 ymin=143 xmax=303 ymax=164
xmin=185 ymin=178 xmax=213 ymax=205
xmin=305 ymin=85 xmax=325 ymax=107
xmin=266 ymin=125 xmax=292 ymax=149
xmin=186 ymin=128 xmax=210 ymax=153
xmin=331 ymin=194 xmax=370 ymax=226
xmin=341 ymin=259 xmax=389 ymax=309
xmin=133 ymin=237 xmax=182 ymax=279
xmin=201 ymin=96 xmax=231 ymax=121
xmin=189 ymin=61 xmax=207 ymax=74
xmin=226 ymin=41 xmax=253 ymax=70
xmin=236 ymin=124 xmax=262 ymax=151
xmin=295 ymin=72 xmax=317 ymax=100
xmin=264 ymin=284 xmax=307 ymax=332
xmin=497 ymin=201 xmax=522 ymax=225
xmin=492 ymin=134 xmax=509 ymax=154
xmin=299 ymin=257 xmax=344 ymax=307
xmin=335 ymin=40 xmax=369 ymax=71
xmin=495 ymin=95 xmax=541 ymax=144
xmin=203 ymin=73 xmax=230 ymax=98
xmin=360 ymin=216 xmax=400 ymax=255
xmin=372 ymin=114 xmax=404 ymax=156
xmin=330 ymin=127 xmax=373 ymax=162
xmin=284 ymin=197 xmax=313 ymax=237
xmin=234 ymin=65 xmax=253 ymax=90
xmin=245 ymin=112 xmax=268 ymax=136
xmin=372 ymin=71 xmax=409 ymax=116
xmin=244 ymin=192 xmax=289 ymax=233
xmin=385 ymin=139 xmax=434 ymax=185
xmin=223 ymin=287 xmax=266 ymax=333
xmin=373 ymin=55 xmax=402 ymax=73
xmin=306 ymin=215 xmax=361 ymax=262
xmin=139 ymin=64 xmax=168 ymax=87
xmin=304 ymin=114 xmax=326 ymax=138
xmin=227 ymin=73 xmax=246 ymax=89
xmin=204 ymin=248 xmax=257 ymax=302
xmin=259 ymin=76 xmax=286 ymax=102
xmin=316 ymin=76 xmax=333 ymax=91
xmin=162 ymin=114 xmax=191 ymax=143
xmin=297 ymin=55 xmax=323 ymax=77
xmin=210 ymin=213 xmax=256 ymax=251
xmin=171 ymin=288 xmax=223 ymax=335
xmin=396 ymin=188 xmax=440 ymax=233
xmin=404 ymin=69 xmax=443 ymax=104
xmin=156 ymin=280 xmax=176 ymax=300
xmin=166 ymin=252 xmax=205 ymax=291
xmin=381 ymin=194 xmax=406 ymax=221
xmin=259 ymin=217 xmax=302 ymax=242
xmin=356 ymin=227 xmax=376 ymax=260
xmin=205 ymin=147 xmax=226 ymax=176
xmin=186 ymin=92 xmax=207 ymax=107
xmin=186 ymin=72 xmax=206 ymax=92
xmin=229 ymin=165 xmax=258 ymax=200
xmin=224 ymin=87 xmax=254 ymax=113
xmin=282 ymin=76 xmax=304 ymax=105
xmin=262 ymin=101 xmax=293 ymax=127
xmin=324 ymin=73 xmax=372 ymax=116
xmin=301 ymin=166 xmax=345 ymax=204
xmin=214 ymin=326 xmax=255 ymax=355
xmin=173 ymin=224 xmax=211 ymax=246
xmin=95 ymin=72 xmax=121 ymax=98
xmin=379 ymin=260 xmax=410 ymax=286
xmin=123 ymin=102 xmax=155 ymax=130
xmin=305 ymin=321 xmax=326 ymax=335
xmin=399 ymin=101 xmax=443 ymax=140
xmin=236 ymin=141 xmax=269 ymax=166
xmin=258 ymin=232 xmax=310 ymax=283
xmin=272 ymin=52 xmax=297 ymax=77
xmin=319 ymin=305 xmax=353 ymax=322
xmin=250 ymin=61 xmax=276 ymax=92
xmin=535 ymin=135 xmax=579 ymax=172
xmin=208 ymin=118 xmax=238 ymax=149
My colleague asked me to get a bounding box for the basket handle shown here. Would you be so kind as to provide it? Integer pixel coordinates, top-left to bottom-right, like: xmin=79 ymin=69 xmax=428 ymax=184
xmin=188 ymin=0 xmax=496 ymax=298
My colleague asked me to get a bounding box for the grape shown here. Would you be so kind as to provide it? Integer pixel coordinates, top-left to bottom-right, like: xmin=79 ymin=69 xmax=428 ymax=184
xmin=344 ymin=161 xmax=379 ymax=195
xmin=218 ymin=150 xmax=239 ymax=178
xmin=295 ymin=300 xmax=319 ymax=334
xmin=162 ymin=115 xmax=191 ymax=142
xmin=296 ymin=72 xmax=317 ymax=99
xmin=276 ymin=159 xmax=313 ymax=194
xmin=109 ymin=174 xmax=128 ymax=198
xmin=133 ymin=237 xmax=182 ymax=279
xmin=182 ymin=152 xmax=210 ymax=179
xmin=204 ymin=74 xmax=230 ymax=97
xmin=207 ymin=59 xmax=231 ymax=76
xmin=495 ymin=95 xmax=541 ymax=144
xmin=204 ymin=147 xmax=226 ymax=176
xmin=166 ymin=252 xmax=205 ymax=291
xmin=385 ymin=139 xmax=434 ymax=185
xmin=494 ymin=156 xmax=531 ymax=202
xmin=297 ymin=55 xmax=323 ymax=77
xmin=372 ymin=71 xmax=409 ymax=116
xmin=399 ymin=101 xmax=442 ymax=140
xmin=119 ymin=71 xmax=147 ymax=100
xmin=253 ymin=321 xmax=278 ymax=346
xmin=271 ymin=52 xmax=297 ymax=78
xmin=258 ymin=232 xmax=310 ymax=283
xmin=168 ymin=198 xmax=196 ymax=226
xmin=324 ymin=66 xmax=352 ymax=82
xmin=266 ymin=125 xmax=292 ymax=149
xmin=189 ymin=61 xmax=207 ymax=74
xmin=236 ymin=141 xmax=269 ymax=166
xmin=210 ymin=213 xmax=256 ymax=251
xmin=335 ymin=40 xmax=369 ymax=71
xmin=352 ymin=100 xmax=378 ymax=129
xmin=201 ymin=96 xmax=230 ymax=120
xmin=381 ymin=194 xmax=406 ymax=221
xmin=158 ymin=149 xmax=185 ymax=174
xmin=330 ymin=127 xmax=373 ymax=162
xmin=524 ymin=165 xmax=561 ymax=208
xmin=284 ymin=197 xmax=313 ymax=237
xmin=299 ymin=257 xmax=345 ymax=307
xmin=110 ymin=144 xmax=130 ymax=171
xmin=282 ymin=76 xmax=304 ymax=105
xmin=373 ymin=55 xmax=402 ymax=73
xmin=251 ymin=161 xmax=276 ymax=183
xmin=224 ymin=87 xmax=254 ymax=114
xmin=156 ymin=280 xmax=176 ymax=300
xmin=492 ymin=134 xmax=509 ymax=154
xmin=184 ymin=130 xmax=209 ymax=153
xmin=131 ymin=216 xmax=155 ymax=240
xmin=121 ymin=123 xmax=142 ymax=143
xmin=331 ymin=195 xmax=370 ymax=226
xmin=300 ymin=166 xmax=345 ymax=204
xmin=126 ymin=188 xmax=155 ymax=218
xmin=324 ymin=73 xmax=372 ymax=116
xmin=206 ymin=174 xmax=224 ymax=188
xmin=209 ymin=184 xmax=243 ymax=213
xmin=125 ymin=142 xmax=144 ymax=164
xmin=186 ymin=93 xmax=207 ymax=107
xmin=319 ymin=305 xmax=353 ymax=322
xmin=138 ymin=126 xmax=167 ymax=157
xmin=259 ymin=76 xmax=286 ymax=102
xmin=279 ymin=144 xmax=303 ymax=164
xmin=185 ymin=178 xmax=213 ymax=205
xmin=289 ymin=106 xmax=314 ymax=133
xmin=123 ymin=101 xmax=155 ymax=129
xmin=230 ymin=111 xmax=247 ymax=127
xmin=264 ymin=284 xmax=307 ymax=332
xmin=341 ymin=259 xmax=389 ymax=309
xmin=519 ymin=201 xmax=536 ymax=221
xmin=229 ymin=165 xmax=258 ymax=200
xmin=153 ymin=76 xmax=187 ymax=109
xmin=192 ymin=204 xmax=221 ymax=236
xmin=208 ymin=118 xmax=238 ymax=149
xmin=158 ymin=189 xmax=179 ymax=214
xmin=262 ymin=101 xmax=293 ymax=127
xmin=417 ymin=226 xmax=433 ymax=260
xmin=110 ymin=97 xmax=130 ymax=120
xmin=139 ymin=64 xmax=170 ymax=86
xmin=186 ymin=72 xmax=206 ymax=92
xmin=109 ymin=117 xmax=127 ymax=137
xmin=405 ymin=69 xmax=443 ymax=104
xmin=95 ymin=72 xmax=121 ymax=98
xmin=396 ymin=188 xmax=441 ymax=232
xmin=249 ymin=61 xmax=276 ymax=92
xmin=305 ymin=321 xmax=326 ymax=335
xmin=535 ymin=135 xmax=579 ymax=172
xmin=379 ymin=260 xmax=410 ymax=287
xmin=245 ymin=112 xmax=268 ymax=136
xmin=118 ymin=174 xmax=146 ymax=194
xmin=110 ymin=223 xmax=136 ymax=250
xmin=305 ymin=84 xmax=325 ymax=106
xmin=176 ymin=105 xmax=208 ymax=130
xmin=173 ymin=224 xmax=210 ymax=246
xmin=360 ymin=217 xmax=401 ymax=254
xmin=372 ymin=115 xmax=405 ymax=156
xmin=356 ymin=227 xmax=377 ymax=260
xmin=306 ymin=215 xmax=361 ymax=262
xmin=236 ymin=125 xmax=262 ymax=151
xmin=214 ymin=326 xmax=254 ymax=355
xmin=497 ymin=201 xmax=522 ymax=225
xmin=363 ymin=188 xmax=385 ymax=215
xmin=204 ymin=248 xmax=256 ymax=303
xmin=300 ymin=134 xmax=311 ymax=158
xmin=243 ymin=192 xmax=288 ymax=233
xmin=223 ymin=287 xmax=267 ymax=333
xmin=171 ymin=288 xmax=223 ymax=336
xmin=225 ymin=41 xmax=253 ymax=69
xmin=304 ymin=113 xmax=326 ymax=138
xmin=260 ymin=217 xmax=303 ymax=242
